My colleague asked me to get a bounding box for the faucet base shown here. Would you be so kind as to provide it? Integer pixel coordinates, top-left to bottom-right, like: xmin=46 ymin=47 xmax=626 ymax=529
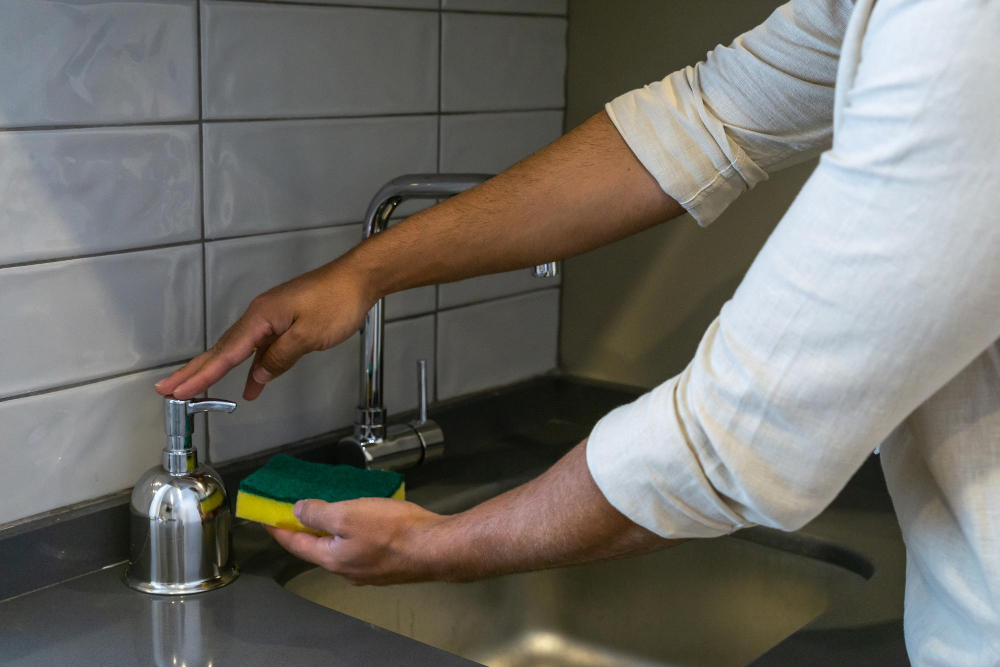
xmin=338 ymin=420 xmax=444 ymax=471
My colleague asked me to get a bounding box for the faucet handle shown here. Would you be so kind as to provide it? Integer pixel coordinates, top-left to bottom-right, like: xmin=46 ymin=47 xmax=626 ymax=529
xmin=532 ymin=262 xmax=559 ymax=278
xmin=187 ymin=399 xmax=237 ymax=415
xmin=416 ymin=359 xmax=429 ymax=424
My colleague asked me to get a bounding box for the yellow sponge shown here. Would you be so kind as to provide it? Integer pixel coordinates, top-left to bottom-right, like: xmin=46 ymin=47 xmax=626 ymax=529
xmin=235 ymin=454 xmax=404 ymax=535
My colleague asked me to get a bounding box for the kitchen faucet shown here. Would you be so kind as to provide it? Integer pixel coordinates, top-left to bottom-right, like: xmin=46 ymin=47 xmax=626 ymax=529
xmin=337 ymin=174 xmax=558 ymax=471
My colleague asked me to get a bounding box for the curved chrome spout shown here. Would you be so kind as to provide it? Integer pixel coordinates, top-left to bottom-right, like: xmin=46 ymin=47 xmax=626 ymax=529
xmin=357 ymin=174 xmax=491 ymax=441
xmin=343 ymin=173 xmax=558 ymax=471
xmin=362 ymin=173 xmax=493 ymax=240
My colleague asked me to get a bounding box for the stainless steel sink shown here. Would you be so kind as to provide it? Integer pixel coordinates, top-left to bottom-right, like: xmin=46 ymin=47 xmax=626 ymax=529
xmin=284 ymin=532 xmax=867 ymax=667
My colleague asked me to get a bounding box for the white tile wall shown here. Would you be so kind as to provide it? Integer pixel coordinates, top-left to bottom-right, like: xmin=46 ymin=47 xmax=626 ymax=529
xmin=441 ymin=13 xmax=567 ymax=112
xmin=442 ymin=0 xmax=567 ymax=15
xmin=201 ymin=1 xmax=438 ymax=119
xmin=0 ymin=0 xmax=198 ymax=128
xmin=203 ymin=116 xmax=437 ymax=238
xmin=437 ymin=289 xmax=560 ymax=400
xmin=0 ymin=126 xmax=200 ymax=265
xmin=0 ymin=364 xmax=204 ymax=526
xmin=0 ymin=246 xmax=203 ymax=399
xmin=0 ymin=0 xmax=565 ymax=525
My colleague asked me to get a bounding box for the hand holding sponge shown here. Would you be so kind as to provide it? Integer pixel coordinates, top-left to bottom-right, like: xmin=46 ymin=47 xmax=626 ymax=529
xmin=235 ymin=454 xmax=404 ymax=535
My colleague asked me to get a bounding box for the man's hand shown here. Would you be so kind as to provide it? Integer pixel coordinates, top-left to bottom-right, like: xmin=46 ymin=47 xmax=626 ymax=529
xmin=264 ymin=442 xmax=679 ymax=586
xmin=155 ymin=259 xmax=375 ymax=401
xmin=266 ymin=497 xmax=449 ymax=586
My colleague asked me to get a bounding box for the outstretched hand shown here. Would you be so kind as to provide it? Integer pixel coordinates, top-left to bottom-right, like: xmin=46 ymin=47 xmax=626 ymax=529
xmin=155 ymin=259 xmax=375 ymax=401
xmin=265 ymin=497 xmax=450 ymax=586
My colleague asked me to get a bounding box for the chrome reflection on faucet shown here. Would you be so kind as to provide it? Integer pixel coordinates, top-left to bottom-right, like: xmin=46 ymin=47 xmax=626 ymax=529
xmin=338 ymin=174 xmax=558 ymax=471
xmin=125 ymin=396 xmax=239 ymax=595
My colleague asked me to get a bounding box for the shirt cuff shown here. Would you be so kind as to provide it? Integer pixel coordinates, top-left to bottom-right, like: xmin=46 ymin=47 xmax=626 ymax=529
xmin=605 ymin=70 xmax=765 ymax=226
xmin=586 ymin=376 xmax=752 ymax=539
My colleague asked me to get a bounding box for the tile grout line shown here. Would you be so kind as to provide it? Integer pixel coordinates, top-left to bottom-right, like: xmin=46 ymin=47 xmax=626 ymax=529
xmin=0 ymin=108 xmax=566 ymax=134
xmin=0 ymin=221 xmax=371 ymax=272
xmin=197 ymin=0 xmax=212 ymax=461
xmin=556 ymin=0 xmax=570 ymax=373
xmin=0 ymin=240 xmax=206 ymax=272
xmin=207 ymin=0 xmax=566 ymax=20
xmin=434 ymin=2 xmax=442 ymax=401
xmin=0 ymin=360 xmax=196 ymax=405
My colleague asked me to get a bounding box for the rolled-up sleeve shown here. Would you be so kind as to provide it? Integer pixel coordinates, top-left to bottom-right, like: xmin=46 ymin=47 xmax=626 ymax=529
xmin=607 ymin=0 xmax=850 ymax=225
xmin=590 ymin=0 xmax=1000 ymax=538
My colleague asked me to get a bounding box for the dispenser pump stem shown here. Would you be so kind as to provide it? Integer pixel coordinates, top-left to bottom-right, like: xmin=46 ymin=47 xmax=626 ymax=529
xmin=162 ymin=396 xmax=237 ymax=474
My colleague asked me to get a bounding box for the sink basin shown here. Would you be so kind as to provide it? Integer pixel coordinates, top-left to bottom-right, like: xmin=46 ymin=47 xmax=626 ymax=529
xmin=284 ymin=532 xmax=867 ymax=666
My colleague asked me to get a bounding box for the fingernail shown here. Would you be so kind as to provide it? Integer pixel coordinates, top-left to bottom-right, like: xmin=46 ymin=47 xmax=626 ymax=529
xmin=154 ymin=381 xmax=163 ymax=388
xmin=252 ymin=366 xmax=274 ymax=384
xmin=293 ymin=500 xmax=304 ymax=519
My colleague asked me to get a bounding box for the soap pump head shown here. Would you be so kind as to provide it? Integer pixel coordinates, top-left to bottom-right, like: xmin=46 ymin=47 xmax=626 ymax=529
xmin=162 ymin=397 xmax=236 ymax=474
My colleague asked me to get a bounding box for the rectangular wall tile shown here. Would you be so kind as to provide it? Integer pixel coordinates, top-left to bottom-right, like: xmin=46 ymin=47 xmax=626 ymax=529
xmin=441 ymin=13 xmax=566 ymax=112
xmin=440 ymin=111 xmax=563 ymax=173
xmin=0 ymin=0 xmax=198 ymax=128
xmin=202 ymin=1 xmax=438 ymax=119
xmin=385 ymin=287 xmax=437 ymax=321
xmin=0 ymin=126 xmax=200 ymax=265
xmin=204 ymin=116 xmax=437 ymax=238
xmin=437 ymin=289 xmax=558 ymax=400
xmin=0 ymin=365 xmax=204 ymax=527
xmin=442 ymin=0 xmax=567 ymax=15
xmin=0 ymin=246 xmax=203 ymax=399
xmin=383 ymin=315 xmax=435 ymax=420
xmin=206 ymin=227 xmax=367 ymax=461
xmin=439 ymin=269 xmax=559 ymax=308
xmin=384 ymin=315 xmax=436 ymax=416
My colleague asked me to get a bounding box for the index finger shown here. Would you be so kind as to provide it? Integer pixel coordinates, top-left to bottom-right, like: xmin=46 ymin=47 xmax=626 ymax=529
xmin=158 ymin=314 xmax=274 ymax=399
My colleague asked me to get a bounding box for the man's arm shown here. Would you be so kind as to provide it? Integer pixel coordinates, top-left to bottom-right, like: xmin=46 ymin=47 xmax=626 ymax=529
xmin=267 ymin=440 xmax=681 ymax=586
xmin=155 ymin=111 xmax=683 ymax=401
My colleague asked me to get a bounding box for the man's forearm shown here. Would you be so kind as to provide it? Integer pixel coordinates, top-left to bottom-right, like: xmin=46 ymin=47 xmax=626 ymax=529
xmin=421 ymin=440 xmax=682 ymax=582
xmin=347 ymin=111 xmax=684 ymax=298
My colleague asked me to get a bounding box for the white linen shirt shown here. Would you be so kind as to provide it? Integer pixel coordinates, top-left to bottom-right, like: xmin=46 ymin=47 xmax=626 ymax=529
xmin=586 ymin=0 xmax=1000 ymax=664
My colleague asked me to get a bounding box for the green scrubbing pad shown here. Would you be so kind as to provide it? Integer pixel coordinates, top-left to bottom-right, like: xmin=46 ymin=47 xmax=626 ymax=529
xmin=235 ymin=454 xmax=404 ymax=535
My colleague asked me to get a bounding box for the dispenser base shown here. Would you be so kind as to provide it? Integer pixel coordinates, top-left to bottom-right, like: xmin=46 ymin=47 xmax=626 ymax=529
xmin=123 ymin=564 xmax=239 ymax=596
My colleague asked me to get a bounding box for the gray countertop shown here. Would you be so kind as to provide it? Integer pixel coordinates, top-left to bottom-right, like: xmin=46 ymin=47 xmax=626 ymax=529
xmin=0 ymin=377 xmax=910 ymax=666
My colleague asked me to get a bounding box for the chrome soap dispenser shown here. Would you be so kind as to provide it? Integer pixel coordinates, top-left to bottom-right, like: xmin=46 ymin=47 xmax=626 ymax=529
xmin=125 ymin=396 xmax=239 ymax=595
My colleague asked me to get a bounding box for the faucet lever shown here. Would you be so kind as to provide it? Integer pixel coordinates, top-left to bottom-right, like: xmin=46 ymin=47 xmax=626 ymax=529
xmin=532 ymin=262 xmax=559 ymax=278
xmin=187 ymin=399 xmax=238 ymax=415
xmin=416 ymin=359 xmax=429 ymax=425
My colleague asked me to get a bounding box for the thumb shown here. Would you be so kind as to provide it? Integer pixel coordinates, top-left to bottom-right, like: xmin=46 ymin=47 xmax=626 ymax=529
xmin=295 ymin=499 xmax=347 ymax=535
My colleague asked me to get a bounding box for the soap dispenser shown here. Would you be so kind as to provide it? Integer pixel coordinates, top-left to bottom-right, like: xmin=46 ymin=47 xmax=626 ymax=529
xmin=125 ymin=396 xmax=239 ymax=594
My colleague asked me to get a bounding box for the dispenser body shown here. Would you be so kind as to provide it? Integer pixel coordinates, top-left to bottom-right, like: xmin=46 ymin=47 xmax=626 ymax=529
xmin=125 ymin=395 xmax=239 ymax=595
xmin=125 ymin=463 xmax=238 ymax=595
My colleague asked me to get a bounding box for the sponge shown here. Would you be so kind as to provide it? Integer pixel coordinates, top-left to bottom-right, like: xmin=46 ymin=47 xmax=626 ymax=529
xmin=235 ymin=454 xmax=404 ymax=535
